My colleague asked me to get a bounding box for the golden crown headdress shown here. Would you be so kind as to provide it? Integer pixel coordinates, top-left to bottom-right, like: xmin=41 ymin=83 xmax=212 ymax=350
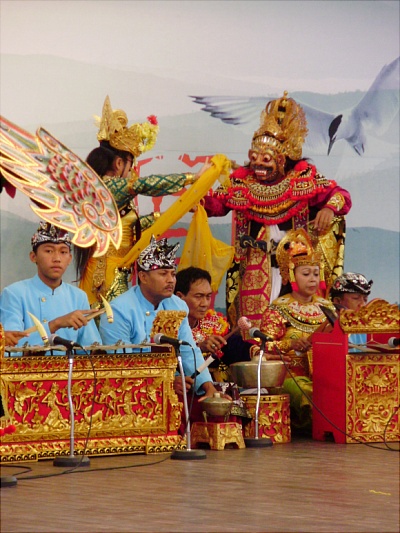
xmin=96 ymin=96 xmax=159 ymax=160
xmin=276 ymin=228 xmax=325 ymax=291
xmin=252 ymin=91 xmax=308 ymax=160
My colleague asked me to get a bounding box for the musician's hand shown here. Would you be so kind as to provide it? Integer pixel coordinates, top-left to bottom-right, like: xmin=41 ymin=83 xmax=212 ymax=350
xmin=49 ymin=310 xmax=91 ymax=333
xmin=194 ymin=157 xmax=212 ymax=180
xmin=5 ymin=330 xmax=28 ymax=346
xmin=198 ymin=334 xmax=227 ymax=354
xmin=174 ymin=375 xmax=194 ymax=395
xmin=291 ymin=338 xmax=312 ymax=352
xmin=198 ymin=381 xmax=232 ymax=402
xmin=251 ymin=347 xmax=290 ymax=362
xmin=264 ymin=352 xmax=291 ymax=362
xmin=311 ymin=207 xmax=334 ymax=233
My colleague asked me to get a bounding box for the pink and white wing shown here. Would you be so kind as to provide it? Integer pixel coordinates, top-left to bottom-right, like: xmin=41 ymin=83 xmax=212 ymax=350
xmin=0 ymin=116 xmax=121 ymax=256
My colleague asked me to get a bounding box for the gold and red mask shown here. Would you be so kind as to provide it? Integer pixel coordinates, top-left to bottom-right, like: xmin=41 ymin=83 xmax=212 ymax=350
xmin=249 ymin=91 xmax=308 ymax=181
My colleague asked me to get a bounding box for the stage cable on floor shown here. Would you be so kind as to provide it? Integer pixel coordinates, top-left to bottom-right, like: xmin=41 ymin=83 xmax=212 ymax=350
xmin=10 ymin=347 xmax=197 ymax=482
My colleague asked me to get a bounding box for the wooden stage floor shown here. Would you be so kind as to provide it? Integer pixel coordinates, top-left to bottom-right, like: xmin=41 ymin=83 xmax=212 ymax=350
xmin=1 ymin=436 xmax=399 ymax=533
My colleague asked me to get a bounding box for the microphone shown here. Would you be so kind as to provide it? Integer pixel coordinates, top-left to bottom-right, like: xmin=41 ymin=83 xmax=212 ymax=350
xmin=49 ymin=334 xmax=82 ymax=350
xmin=249 ymin=327 xmax=273 ymax=342
xmin=388 ymin=337 xmax=400 ymax=348
xmin=319 ymin=305 xmax=338 ymax=327
xmin=237 ymin=316 xmax=252 ymax=331
xmin=153 ymin=333 xmax=190 ymax=347
xmin=224 ymin=316 xmax=252 ymax=341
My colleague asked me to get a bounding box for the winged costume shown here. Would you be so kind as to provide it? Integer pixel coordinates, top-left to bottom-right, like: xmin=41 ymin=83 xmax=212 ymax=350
xmin=0 ymin=114 xmax=121 ymax=257
xmin=0 ymin=97 xmax=231 ymax=307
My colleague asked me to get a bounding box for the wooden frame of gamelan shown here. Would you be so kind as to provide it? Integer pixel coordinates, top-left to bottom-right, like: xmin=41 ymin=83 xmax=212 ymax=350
xmin=312 ymin=299 xmax=400 ymax=444
xmin=0 ymin=342 xmax=184 ymax=462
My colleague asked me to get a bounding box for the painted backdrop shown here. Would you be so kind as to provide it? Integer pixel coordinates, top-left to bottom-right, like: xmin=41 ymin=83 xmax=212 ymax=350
xmin=1 ymin=0 xmax=399 ymax=310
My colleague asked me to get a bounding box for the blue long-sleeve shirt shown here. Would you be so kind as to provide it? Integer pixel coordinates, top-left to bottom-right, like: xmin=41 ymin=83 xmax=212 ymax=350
xmin=0 ymin=274 xmax=101 ymax=353
xmin=98 ymin=285 xmax=212 ymax=393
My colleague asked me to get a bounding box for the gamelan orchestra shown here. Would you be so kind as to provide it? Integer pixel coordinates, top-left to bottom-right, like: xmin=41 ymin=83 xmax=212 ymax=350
xmin=0 ymin=93 xmax=399 ymax=461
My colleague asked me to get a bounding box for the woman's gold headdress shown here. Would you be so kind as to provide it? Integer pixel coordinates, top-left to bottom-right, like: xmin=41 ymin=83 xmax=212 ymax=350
xmin=96 ymin=96 xmax=159 ymax=160
xmin=276 ymin=228 xmax=325 ymax=291
xmin=252 ymin=91 xmax=308 ymax=160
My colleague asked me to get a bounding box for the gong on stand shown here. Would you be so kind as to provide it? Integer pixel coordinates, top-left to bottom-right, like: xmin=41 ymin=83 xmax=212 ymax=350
xmin=230 ymin=347 xmax=286 ymax=447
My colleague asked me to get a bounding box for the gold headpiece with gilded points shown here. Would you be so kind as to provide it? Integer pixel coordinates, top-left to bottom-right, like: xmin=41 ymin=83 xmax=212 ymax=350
xmin=96 ymin=95 xmax=159 ymax=160
xmin=252 ymin=92 xmax=308 ymax=160
xmin=276 ymin=228 xmax=325 ymax=289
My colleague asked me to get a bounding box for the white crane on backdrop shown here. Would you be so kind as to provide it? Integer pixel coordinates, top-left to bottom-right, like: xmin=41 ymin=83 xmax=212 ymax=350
xmin=191 ymin=57 xmax=399 ymax=156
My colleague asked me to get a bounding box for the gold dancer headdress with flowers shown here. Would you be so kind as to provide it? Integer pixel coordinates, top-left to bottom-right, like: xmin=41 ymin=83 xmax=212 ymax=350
xmin=276 ymin=228 xmax=326 ymax=291
xmin=96 ymin=95 xmax=159 ymax=162
xmin=252 ymin=91 xmax=308 ymax=160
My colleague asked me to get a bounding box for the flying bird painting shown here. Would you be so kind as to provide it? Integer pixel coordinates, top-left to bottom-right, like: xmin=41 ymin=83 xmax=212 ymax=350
xmin=191 ymin=57 xmax=399 ymax=156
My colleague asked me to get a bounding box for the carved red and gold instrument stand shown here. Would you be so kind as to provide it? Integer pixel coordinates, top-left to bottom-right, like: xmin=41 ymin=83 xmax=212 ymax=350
xmin=241 ymin=394 xmax=291 ymax=444
xmin=0 ymin=344 xmax=184 ymax=462
xmin=191 ymin=420 xmax=246 ymax=451
xmin=312 ymin=299 xmax=400 ymax=444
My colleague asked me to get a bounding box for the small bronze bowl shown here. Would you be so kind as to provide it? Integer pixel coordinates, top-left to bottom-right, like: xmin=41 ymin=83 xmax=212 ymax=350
xmin=201 ymin=392 xmax=233 ymax=418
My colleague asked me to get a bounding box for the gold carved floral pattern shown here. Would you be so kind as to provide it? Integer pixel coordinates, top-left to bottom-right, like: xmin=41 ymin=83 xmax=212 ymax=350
xmin=340 ymin=299 xmax=400 ymax=334
xmin=191 ymin=421 xmax=246 ymax=450
xmin=346 ymin=353 xmax=399 ymax=442
xmin=150 ymin=310 xmax=187 ymax=339
xmin=241 ymin=394 xmax=291 ymax=443
xmin=0 ymin=350 xmax=184 ymax=461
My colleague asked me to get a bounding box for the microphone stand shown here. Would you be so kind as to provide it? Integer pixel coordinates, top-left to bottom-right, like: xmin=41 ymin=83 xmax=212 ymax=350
xmin=0 ymin=474 xmax=17 ymax=488
xmin=171 ymin=347 xmax=206 ymax=460
xmin=53 ymin=347 xmax=90 ymax=467
xmin=0 ymin=428 xmax=18 ymax=486
xmin=244 ymin=340 xmax=273 ymax=448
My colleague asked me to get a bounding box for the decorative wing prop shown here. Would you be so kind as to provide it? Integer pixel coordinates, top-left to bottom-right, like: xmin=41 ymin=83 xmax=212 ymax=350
xmin=0 ymin=116 xmax=122 ymax=257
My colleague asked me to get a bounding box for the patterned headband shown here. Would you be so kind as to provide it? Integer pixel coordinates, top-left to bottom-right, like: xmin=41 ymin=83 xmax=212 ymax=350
xmin=31 ymin=221 xmax=71 ymax=250
xmin=331 ymin=273 xmax=373 ymax=296
xmin=137 ymin=236 xmax=179 ymax=271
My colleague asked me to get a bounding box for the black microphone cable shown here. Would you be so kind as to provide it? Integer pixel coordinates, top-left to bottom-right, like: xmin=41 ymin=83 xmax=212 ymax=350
xmin=10 ymin=344 xmax=208 ymax=482
xmin=12 ymin=346 xmax=98 ymax=481
xmin=12 ymin=345 xmax=179 ymax=482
